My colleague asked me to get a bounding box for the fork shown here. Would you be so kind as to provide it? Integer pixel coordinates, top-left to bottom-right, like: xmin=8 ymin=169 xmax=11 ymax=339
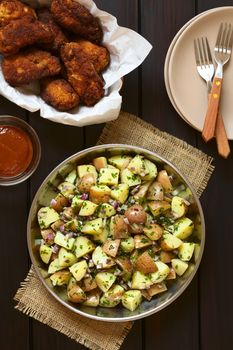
xmin=202 ymin=23 xmax=233 ymax=142
xmin=194 ymin=37 xmax=230 ymax=158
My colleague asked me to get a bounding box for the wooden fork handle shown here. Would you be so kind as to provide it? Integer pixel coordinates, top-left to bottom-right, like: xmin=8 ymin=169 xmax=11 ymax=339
xmin=202 ymin=77 xmax=223 ymax=142
xmin=215 ymin=112 xmax=231 ymax=158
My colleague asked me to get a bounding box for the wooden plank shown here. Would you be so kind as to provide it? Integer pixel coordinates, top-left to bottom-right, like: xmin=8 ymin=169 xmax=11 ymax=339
xmin=140 ymin=1 xmax=200 ymax=350
xmin=196 ymin=1 xmax=233 ymax=349
xmin=0 ymin=97 xmax=30 ymax=350
xmin=140 ymin=0 xmax=197 ymax=141
xmin=29 ymin=113 xmax=85 ymax=350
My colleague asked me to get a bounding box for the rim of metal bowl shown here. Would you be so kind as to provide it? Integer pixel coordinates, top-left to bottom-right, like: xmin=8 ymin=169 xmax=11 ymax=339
xmin=27 ymin=144 xmax=205 ymax=322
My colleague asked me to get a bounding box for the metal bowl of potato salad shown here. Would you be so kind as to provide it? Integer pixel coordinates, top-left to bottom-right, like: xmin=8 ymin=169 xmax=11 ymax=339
xmin=27 ymin=144 xmax=205 ymax=322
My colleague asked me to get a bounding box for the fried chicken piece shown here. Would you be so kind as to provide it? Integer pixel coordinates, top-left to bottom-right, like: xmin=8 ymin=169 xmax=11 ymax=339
xmin=0 ymin=0 xmax=36 ymax=28
xmin=37 ymin=7 xmax=68 ymax=52
xmin=40 ymin=78 xmax=79 ymax=111
xmin=2 ymin=48 xmax=61 ymax=86
xmin=51 ymin=0 xmax=102 ymax=44
xmin=61 ymin=43 xmax=104 ymax=106
xmin=0 ymin=16 xmax=54 ymax=55
xmin=72 ymin=40 xmax=109 ymax=73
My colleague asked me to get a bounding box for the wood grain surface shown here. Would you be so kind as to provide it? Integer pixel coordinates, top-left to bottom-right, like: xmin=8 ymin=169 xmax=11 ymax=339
xmin=1 ymin=1 xmax=233 ymax=350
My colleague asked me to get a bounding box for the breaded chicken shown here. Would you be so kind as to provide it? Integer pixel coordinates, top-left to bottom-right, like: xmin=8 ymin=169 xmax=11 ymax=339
xmin=37 ymin=7 xmax=68 ymax=52
xmin=2 ymin=48 xmax=61 ymax=86
xmin=51 ymin=0 xmax=102 ymax=44
xmin=71 ymin=40 xmax=109 ymax=73
xmin=61 ymin=43 xmax=104 ymax=106
xmin=0 ymin=0 xmax=36 ymax=28
xmin=40 ymin=78 xmax=79 ymax=111
xmin=0 ymin=16 xmax=54 ymax=55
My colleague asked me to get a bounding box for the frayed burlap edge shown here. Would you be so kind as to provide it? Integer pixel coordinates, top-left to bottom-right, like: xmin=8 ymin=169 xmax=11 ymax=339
xmin=14 ymin=267 xmax=133 ymax=350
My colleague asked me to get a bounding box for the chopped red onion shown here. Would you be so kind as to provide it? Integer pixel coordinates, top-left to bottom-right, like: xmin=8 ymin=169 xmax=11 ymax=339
xmin=50 ymin=199 xmax=57 ymax=206
xmin=130 ymin=185 xmax=140 ymax=195
xmin=96 ymin=263 xmax=103 ymax=269
xmin=60 ymin=225 xmax=65 ymax=232
xmin=109 ymin=199 xmax=119 ymax=209
xmin=66 ymin=232 xmax=73 ymax=239
xmin=88 ymin=260 xmax=94 ymax=267
xmin=52 ymin=244 xmax=59 ymax=254
xmin=80 ymin=193 xmax=88 ymax=200
xmin=83 ymin=254 xmax=90 ymax=260
xmin=46 ymin=233 xmax=54 ymax=241
xmin=85 ymin=273 xmax=90 ymax=278
xmin=102 ymin=218 xmax=107 ymax=227
xmin=123 ymin=217 xmax=130 ymax=225
xmin=183 ymin=198 xmax=191 ymax=206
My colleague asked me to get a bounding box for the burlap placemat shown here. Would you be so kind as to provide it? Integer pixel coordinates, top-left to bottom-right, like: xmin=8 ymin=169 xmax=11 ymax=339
xmin=14 ymin=111 xmax=214 ymax=350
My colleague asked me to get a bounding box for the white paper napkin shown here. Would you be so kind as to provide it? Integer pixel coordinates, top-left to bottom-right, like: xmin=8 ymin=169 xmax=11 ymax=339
xmin=0 ymin=0 xmax=152 ymax=126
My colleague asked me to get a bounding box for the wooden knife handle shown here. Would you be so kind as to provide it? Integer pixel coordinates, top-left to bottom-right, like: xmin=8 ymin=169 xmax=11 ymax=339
xmin=202 ymin=77 xmax=223 ymax=142
xmin=215 ymin=112 xmax=230 ymax=158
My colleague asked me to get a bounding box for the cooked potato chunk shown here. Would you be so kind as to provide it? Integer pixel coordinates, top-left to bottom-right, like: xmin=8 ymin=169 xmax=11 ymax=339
xmin=75 ymin=236 xmax=95 ymax=258
xmin=82 ymin=276 xmax=97 ymax=292
xmin=108 ymin=155 xmax=132 ymax=170
xmin=58 ymin=247 xmax=77 ymax=267
xmin=135 ymin=251 xmax=157 ymax=274
xmin=128 ymin=155 xmax=149 ymax=177
xmin=159 ymin=250 xmax=175 ymax=264
xmin=110 ymin=215 xmax=129 ymax=239
xmin=99 ymin=285 xmax=124 ymax=308
xmin=178 ymin=242 xmax=195 ymax=261
xmin=102 ymin=239 xmax=120 ymax=257
xmin=143 ymin=223 xmax=164 ymax=240
xmin=79 ymin=200 xmax=98 ymax=216
xmin=172 ymin=217 xmax=194 ymax=239
xmin=142 ymin=159 xmax=157 ymax=180
xmin=69 ymin=260 xmax=88 ymax=281
xmin=81 ymin=218 xmax=103 ymax=235
xmin=147 ymin=181 xmax=164 ymax=200
xmin=160 ymin=232 xmax=182 ymax=251
xmin=147 ymin=282 xmax=167 ymax=297
xmin=54 ymin=231 xmax=75 ymax=250
xmin=90 ymin=185 xmax=111 ymax=204
xmin=48 ymin=258 xmax=64 ymax=274
xmin=133 ymin=181 xmax=152 ymax=200
xmin=92 ymin=246 xmax=115 ymax=268
xmin=95 ymin=272 xmax=116 ymax=292
xmin=98 ymin=203 xmax=116 ymax=218
xmin=122 ymin=290 xmax=142 ymax=311
xmin=98 ymin=167 xmax=120 ymax=186
xmin=131 ymin=271 xmax=152 ymax=289
xmin=157 ymin=170 xmax=173 ymax=192
xmin=77 ymin=173 xmax=96 ymax=193
xmin=71 ymin=195 xmax=83 ymax=210
xmin=77 ymin=164 xmax=97 ymax=180
xmin=150 ymin=261 xmax=170 ymax=283
xmin=67 ymin=285 xmax=86 ymax=303
xmin=148 ymin=200 xmax=171 ymax=216
xmin=65 ymin=169 xmax=77 ymax=184
xmin=57 ymin=181 xmax=76 ymax=198
xmin=93 ymin=156 xmax=107 ymax=171
xmin=92 ymin=226 xmax=109 ymax=243
xmin=120 ymin=237 xmax=135 ymax=253
xmin=50 ymin=270 xmax=71 ymax=286
xmin=40 ymin=244 xmax=53 ymax=264
xmin=171 ymin=196 xmax=187 ymax=218
xmin=125 ymin=204 xmax=147 ymax=224
xmin=171 ymin=258 xmax=188 ymax=276
xmin=110 ymin=183 xmax=129 ymax=204
xmin=121 ymin=168 xmax=141 ymax=187
xmin=50 ymin=193 xmax=69 ymax=212
xmin=134 ymin=235 xmax=152 ymax=249
xmin=38 ymin=207 xmax=60 ymax=229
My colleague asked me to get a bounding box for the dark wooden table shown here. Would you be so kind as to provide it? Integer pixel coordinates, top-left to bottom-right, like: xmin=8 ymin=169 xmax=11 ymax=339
xmin=1 ymin=1 xmax=233 ymax=349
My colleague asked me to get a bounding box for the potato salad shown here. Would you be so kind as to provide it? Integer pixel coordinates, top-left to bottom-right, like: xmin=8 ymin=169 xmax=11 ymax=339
xmin=37 ymin=153 xmax=200 ymax=312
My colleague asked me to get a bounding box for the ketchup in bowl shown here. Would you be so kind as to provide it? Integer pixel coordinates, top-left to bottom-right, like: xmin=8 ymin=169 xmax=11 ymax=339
xmin=0 ymin=125 xmax=33 ymax=177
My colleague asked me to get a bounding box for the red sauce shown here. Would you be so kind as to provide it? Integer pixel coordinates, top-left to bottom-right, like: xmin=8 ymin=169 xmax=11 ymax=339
xmin=0 ymin=125 xmax=33 ymax=177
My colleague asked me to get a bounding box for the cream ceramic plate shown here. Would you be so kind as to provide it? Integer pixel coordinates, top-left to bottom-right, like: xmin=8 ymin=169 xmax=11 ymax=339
xmin=168 ymin=7 xmax=233 ymax=139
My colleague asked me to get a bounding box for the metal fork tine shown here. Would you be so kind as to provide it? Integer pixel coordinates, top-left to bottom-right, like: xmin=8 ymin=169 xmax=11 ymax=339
xmin=197 ymin=38 xmax=204 ymax=65
xmin=205 ymin=37 xmax=213 ymax=63
xmin=222 ymin=23 xmax=230 ymax=52
xmin=194 ymin=39 xmax=200 ymax=65
xmin=201 ymin=37 xmax=208 ymax=64
xmin=216 ymin=23 xmax=223 ymax=48
xmin=227 ymin=26 xmax=233 ymax=50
